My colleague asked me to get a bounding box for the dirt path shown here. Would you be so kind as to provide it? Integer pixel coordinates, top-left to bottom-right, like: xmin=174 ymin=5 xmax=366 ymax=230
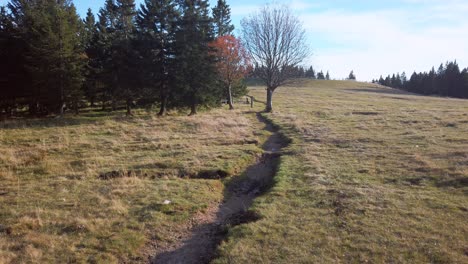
xmin=151 ymin=113 xmax=287 ymax=264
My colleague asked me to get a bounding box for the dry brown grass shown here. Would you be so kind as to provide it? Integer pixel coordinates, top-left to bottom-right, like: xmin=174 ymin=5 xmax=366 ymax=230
xmin=215 ymin=80 xmax=468 ymax=263
xmin=0 ymin=107 xmax=264 ymax=263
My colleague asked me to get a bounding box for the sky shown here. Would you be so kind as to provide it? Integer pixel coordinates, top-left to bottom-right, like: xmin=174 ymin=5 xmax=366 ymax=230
xmin=1 ymin=0 xmax=467 ymax=81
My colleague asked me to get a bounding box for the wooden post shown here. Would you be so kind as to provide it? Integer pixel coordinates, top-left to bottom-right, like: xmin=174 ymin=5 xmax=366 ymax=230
xmin=250 ymin=96 xmax=254 ymax=108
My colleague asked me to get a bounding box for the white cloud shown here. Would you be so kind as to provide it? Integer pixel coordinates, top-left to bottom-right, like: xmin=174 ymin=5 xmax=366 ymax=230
xmin=231 ymin=4 xmax=262 ymax=17
xmin=300 ymin=3 xmax=468 ymax=80
xmin=230 ymin=0 xmax=318 ymax=17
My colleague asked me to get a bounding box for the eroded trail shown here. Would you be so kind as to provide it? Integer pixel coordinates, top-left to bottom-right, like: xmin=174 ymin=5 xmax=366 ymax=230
xmin=151 ymin=114 xmax=287 ymax=264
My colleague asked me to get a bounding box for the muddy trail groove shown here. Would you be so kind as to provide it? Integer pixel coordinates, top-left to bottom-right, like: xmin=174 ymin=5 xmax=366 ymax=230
xmin=151 ymin=113 xmax=288 ymax=264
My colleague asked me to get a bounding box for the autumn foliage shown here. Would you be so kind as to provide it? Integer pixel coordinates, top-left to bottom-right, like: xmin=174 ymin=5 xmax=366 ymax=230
xmin=210 ymin=35 xmax=251 ymax=109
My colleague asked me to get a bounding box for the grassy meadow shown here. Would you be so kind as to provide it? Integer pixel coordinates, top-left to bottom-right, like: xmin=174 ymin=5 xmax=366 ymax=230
xmin=215 ymin=80 xmax=468 ymax=263
xmin=0 ymin=80 xmax=467 ymax=263
xmin=0 ymin=107 xmax=266 ymax=263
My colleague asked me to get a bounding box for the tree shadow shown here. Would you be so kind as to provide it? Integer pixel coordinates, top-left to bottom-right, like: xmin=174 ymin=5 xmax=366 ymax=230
xmin=347 ymin=87 xmax=418 ymax=96
xmin=0 ymin=110 xmax=148 ymax=130
xmin=151 ymin=112 xmax=288 ymax=264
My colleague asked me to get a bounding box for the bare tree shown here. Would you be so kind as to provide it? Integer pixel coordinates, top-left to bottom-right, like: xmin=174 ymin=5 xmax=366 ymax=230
xmin=241 ymin=5 xmax=309 ymax=112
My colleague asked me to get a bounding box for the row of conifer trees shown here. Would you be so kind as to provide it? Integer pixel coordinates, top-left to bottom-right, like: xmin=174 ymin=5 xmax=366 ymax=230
xmin=0 ymin=0 xmax=245 ymax=117
xmin=374 ymin=61 xmax=468 ymax=99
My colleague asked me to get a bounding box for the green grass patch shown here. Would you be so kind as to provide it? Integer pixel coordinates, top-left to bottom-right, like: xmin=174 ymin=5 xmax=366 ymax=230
xmin=214 ymin=80 xmax=468 ymax=263
xmin=0 ymin=107 xmax=263 ymax=263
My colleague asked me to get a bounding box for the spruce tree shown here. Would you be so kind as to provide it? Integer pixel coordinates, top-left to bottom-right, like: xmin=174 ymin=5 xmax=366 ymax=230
xmin=95 ymin=0 xmax=138 ymax=115
xmin=8 ymin=0 xmax=86 ymax=115
xmin=82 ymin=8 xmax=100 ymax=106
xmin=401 ymin=72 xmax=407 ymax=85
xmin=461 ymin=69 xmax=468 ymax=98
xmin=175 ymin=0 xmax=220 ymax=115
xmin=317 ymin=71 xmax=325 ymax=79
xmin=212 ymin=0 xmax=234 ymax=37
xmin=395 ymin=73 xmax=402 ymax=88
xmin=6 ymin=0 xmax=36 ymax=114
xmin=96 ymin=0 xmax=118 ymax=110
xmin=378 ymin=76 xmax=384 ymax=85
xmin=0 ymin=6 xmax=25 ymax=115
xmin=445 ymin=61 xmax=461 ymax=97
xmin=114 ymin=0 xmax=138 ymax=115
xmin=83 ymin=8 xmax=95 ymax=50
xmin=305 ymin=66 xmax=316 ymax=79
xmin=137 ymin=0 xmax=179 ymax=116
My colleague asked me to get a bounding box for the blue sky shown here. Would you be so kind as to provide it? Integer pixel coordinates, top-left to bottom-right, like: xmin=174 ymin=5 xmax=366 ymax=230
xmin=2 ymin=0 xmax=467 ymax=80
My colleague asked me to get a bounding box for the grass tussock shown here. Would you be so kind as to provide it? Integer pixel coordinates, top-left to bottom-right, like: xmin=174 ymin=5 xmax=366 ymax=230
xmin=214 ymin=80 xmax=468 ymax=263
xmin=0 ymin=107 xmax=264 ymax=263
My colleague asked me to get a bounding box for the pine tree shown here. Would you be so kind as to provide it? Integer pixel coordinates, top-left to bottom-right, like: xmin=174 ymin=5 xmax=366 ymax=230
xmin=83 ymin=8 xmax=95 ymax=50
xmin=175 ymin=0 xmax=220 ymax=115
xmin=305 ymin=66 xmax=316 ymax=79
xmin=298 ymin=66 xmax=305 ymax=78
xmin=427 ymin=67 xmax=437 ymax=95
xmin=212 ymin=0 xmax=234 ymax=37
xmin=0 ymin=6 xmax=26 ymax=115
xmin=95 ymin=0 xmax=138 ymax=115
xmin=394 ymin=73 xmax=402 ymax=88
xmin=6 ymin=0 xmax=36 ymax=114
xmin=8 ymin=0 xmax=86 ymax=115
xmin=375 ymin=62 xmax=467 ymax=98
xmin=445 ymin=61 xmax=461 ymax=97
xmin=96 ymin=0 xmax=118 ymax=110
xmin=325 ymin=71 xmax=330 ymax=80
xmin=461 ymin=68 xmax=468 ymax=98
xmin=385 ymin=75 xmax=391 ymax=87
xmin=348 ymin=70 xmax=356 ymax=80
xmin=137 ymin=0 xmax=179 ymax=116
xmin=113 ymin=0 xmax=138 ymax=115
xmin=391 ymin=74 xmax=397 ymax=87
xmin=401 ymin=72 xmax=407 ymax=85
xmin=82 ymin=8 xmax=100 ymax=107
xmin=317 ymin=71 xmax=325 ymax=79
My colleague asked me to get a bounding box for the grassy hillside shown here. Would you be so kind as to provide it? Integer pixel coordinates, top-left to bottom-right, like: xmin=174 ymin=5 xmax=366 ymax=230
xmin=215 ymin=80 xmax=468 ymax=263
xmin=1 ymin=80 xmax=467 ymax=263
xmin=0 ymin=108 xmax=266 ymax=263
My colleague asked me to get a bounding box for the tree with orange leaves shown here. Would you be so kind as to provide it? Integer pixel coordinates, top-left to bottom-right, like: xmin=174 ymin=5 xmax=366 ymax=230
xmin=210 ymin=35 xmax=251 ymax=110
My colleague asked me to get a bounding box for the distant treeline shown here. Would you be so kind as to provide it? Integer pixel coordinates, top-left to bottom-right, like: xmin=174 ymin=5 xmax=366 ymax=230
xmin=0 ymin=0 xmax=246 ymax=117
xmin=254 ymin=66 xmax=332 ymax=80
xmin=252 ymin=66 xmax=356 ymax=81
xmin=373 ymin=61 xmax=468 ymax=99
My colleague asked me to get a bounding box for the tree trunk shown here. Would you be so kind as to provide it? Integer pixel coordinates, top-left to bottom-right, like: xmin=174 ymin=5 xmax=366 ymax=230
xmin=58 ymin=80 xmax=65 ymax=117
xmin=59 ymin=102 xmax=65 ymax=117
xmin=228 ymin=83 xmax=234 ymax=110
xmin=6 ymin=106 xmax=12 ymax=117
xmin=90 ymin=81 xmax=97 ymax=107
xmin=111 ymin=99 xmax=117 ymax=111
xmin=29 ymin=101 xmax=38 ymax=116
xmin=189 ymin=103 xmax=197 ymax=116
xmin=74 ymin=101 xmax=79 ymax=115
xmin=266 ymin=88 xmax=274 ymax=112
xmin=126 ymin=99 xmax=132 ymax=116
xmin=189 ymin=96 xmax=197 ymax=116
xmin=158 ymin=91 xmax=168 ymax=116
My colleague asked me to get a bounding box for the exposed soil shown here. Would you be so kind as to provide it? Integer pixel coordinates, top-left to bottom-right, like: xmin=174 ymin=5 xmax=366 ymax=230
xmin=150 ymin=113 xmax=287 ymax=264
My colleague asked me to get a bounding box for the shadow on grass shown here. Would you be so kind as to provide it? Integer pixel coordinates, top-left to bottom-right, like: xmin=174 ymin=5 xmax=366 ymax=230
xmin=347 ymin=87 xmax=417 ymax=96
xmin=0 ymin=116 xmax=104 ymax=130
xmin=152 ymin=112 xmax=289 ymax=264
xmin=0 ymin=109 xmax=156 ymax=130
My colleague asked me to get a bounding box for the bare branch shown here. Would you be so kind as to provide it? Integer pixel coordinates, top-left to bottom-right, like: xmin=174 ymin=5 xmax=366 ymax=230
xmin=241 ymin=5 xmax=309 ymax=91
